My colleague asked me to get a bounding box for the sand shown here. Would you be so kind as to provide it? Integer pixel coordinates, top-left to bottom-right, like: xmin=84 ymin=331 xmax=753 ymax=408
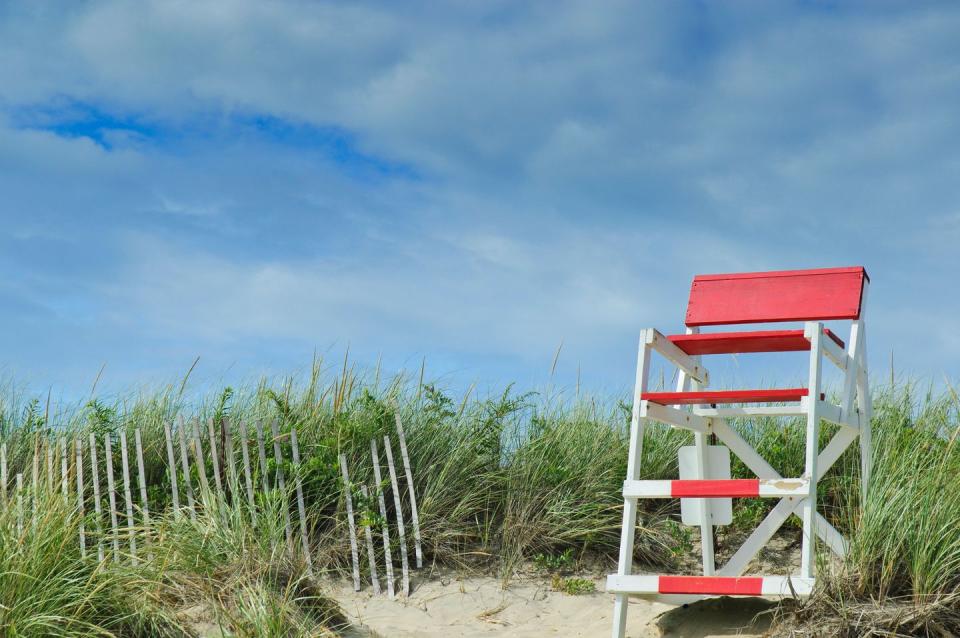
xmin=334 ymin=575 xmax=775 ymax=638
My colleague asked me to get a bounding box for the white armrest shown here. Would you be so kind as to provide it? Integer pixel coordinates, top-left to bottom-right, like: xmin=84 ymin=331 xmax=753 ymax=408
xmin=644 ymin=329 xmax=710 ymax=386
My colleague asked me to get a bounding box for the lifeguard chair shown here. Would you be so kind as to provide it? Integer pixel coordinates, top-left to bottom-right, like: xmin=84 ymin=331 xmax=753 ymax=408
xmin=608 ymin=267 xmax=871 ymax=637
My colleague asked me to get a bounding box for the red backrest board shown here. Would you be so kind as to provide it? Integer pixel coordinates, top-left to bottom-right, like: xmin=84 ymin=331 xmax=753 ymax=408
xmin=685 ymin=267 xmax=869 ymax=327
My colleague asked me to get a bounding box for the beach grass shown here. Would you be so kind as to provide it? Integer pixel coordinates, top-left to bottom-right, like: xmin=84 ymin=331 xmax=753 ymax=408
xmin=0 ymin=362 xmax=958 ymax=635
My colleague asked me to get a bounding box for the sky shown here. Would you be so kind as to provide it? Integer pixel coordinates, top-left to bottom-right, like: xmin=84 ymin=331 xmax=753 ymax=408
xmin=1 ymin=1 xmax=960 ymax=402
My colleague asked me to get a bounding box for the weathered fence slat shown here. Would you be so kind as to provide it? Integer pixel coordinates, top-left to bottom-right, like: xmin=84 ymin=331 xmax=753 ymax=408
xmin=370 ymin=439 xmax=395 ymax=598
xmin=289 ymin=427 xmax=314 ymax=575
xmin=60 ymin=437 xmax=68 ymax=498
xmin=176 ymin=417 xmax=196 ymax=518
xmin=383 ymin=435 xmax=410 ymax=596
xmin=206 ymin=418 xmax=223 ymax=494
xmin=16 ymin=473 xmax=23 ymax=535
xmin=223 ymin=417 xmax=238 ymax=494
xmin=31 ymin=438 xmax=39 ymax=530
xmin=395 ymin=412 xmax=423 ymax=569
xmin=32 ymin=438 xmax=39 ymax=514
xmin=360 ymin=485 xmax=382 ymax=594
xmin=89 ymin=433 xmax=105 ymax=562
xmin=0 ymin=442 xmax=6 ymax=503
xmin=269 ymin=420 xmax=295 ymax=553
xmin=191 ymin=419 xmax=211 ymax=497
xmin=46 ymin=440 xmax=53 ymax=488
xmin=119 ymin=430 xmax=138 ymax=563
xmin=75 ymin=438 xmax=86 ymax=557
xmin=134 ymin=428 xmax=151 ymax=555
xmin=32 ymin=437 xmax=39 ymax=488
xmin=339 ymin=453 xmax=362 ymax=592
xmin=104 ymin=434 xmax=121 ymax=562
xmin=163 ymin=422 xmax=181 ymax=518
xmin=255 ymin=421 xmax=271 ymax=493
xmin=238 ymin=421 xmax=257 ymax=517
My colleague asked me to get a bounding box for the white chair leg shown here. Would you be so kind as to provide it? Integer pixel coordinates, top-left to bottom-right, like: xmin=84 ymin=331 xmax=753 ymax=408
xmin=693 ymin=431 xmax=716 ymax=575
xmin=800 ymin=323 xmax=823 ymax=578
xmin=611 ymin=333 xmax=651 ymax=638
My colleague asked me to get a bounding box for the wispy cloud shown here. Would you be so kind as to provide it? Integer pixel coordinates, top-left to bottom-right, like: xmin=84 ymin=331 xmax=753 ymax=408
xmin=1 ymin=1 xmax=959 ymax=396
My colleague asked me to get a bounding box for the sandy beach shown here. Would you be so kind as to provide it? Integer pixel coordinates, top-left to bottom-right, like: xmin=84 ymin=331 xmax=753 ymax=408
xmin=334 ymin=575 xmax=774 ymax=638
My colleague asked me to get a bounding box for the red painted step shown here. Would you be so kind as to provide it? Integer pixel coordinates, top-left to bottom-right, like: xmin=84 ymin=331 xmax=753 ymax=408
xmin=659 ymin=575 xmax=763 ymax=596
xmin=670 ymin=479 xmax=761 ymax=498
xmin=641 ymin=388 xmax=815 ymax=406
xmin=668 ymin=329 xmax=844 ymax=356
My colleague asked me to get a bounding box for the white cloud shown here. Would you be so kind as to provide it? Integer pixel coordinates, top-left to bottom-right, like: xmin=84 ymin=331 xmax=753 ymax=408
xmin=2 ymin=1 xmax=960 ymax=392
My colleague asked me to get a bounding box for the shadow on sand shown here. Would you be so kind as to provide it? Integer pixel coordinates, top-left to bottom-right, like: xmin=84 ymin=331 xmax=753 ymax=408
xmin=657 ymin=597 xmax=778 ymax=637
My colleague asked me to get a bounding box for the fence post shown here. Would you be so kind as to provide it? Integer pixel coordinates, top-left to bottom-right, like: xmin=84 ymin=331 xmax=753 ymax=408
xmin=75 ymin=438 xmax=86 ymax=557
xmin=89 ymin=433 xmax=105 ymax=562
xmin=289 ymin=427 xmax=314 ymax=576
xmin=104 ymin=434 xmax=121 ymax=562
xmin=119 ymin=430 xmax=138 ymax=564
xmin=163 ymin=422 xmax=181 ymax=518
xmin=270 ymin=420 xmax=295 ymax=553
xmin=339 ymin=453 xmax=362 ymax=592
xmin=395 ymin=412 xmax=423 ymax=568
xmin=360 ymin=485 xmax=382 ymax=594
xmin=134 ymin=428 xmax=151 ymax=557
xmin=371 ymin=439 xmax=395 ymax=598
xmin=383 ymin=435 xmax=410 ymax=596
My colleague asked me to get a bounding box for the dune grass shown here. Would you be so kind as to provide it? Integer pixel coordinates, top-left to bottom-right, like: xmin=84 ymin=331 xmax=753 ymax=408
xmin=0 ymin=363 xmax=959 ymax=635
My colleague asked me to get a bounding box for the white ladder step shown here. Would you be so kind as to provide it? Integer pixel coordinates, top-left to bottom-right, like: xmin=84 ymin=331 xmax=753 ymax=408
xmin=606 ymin=574 xmax=815 ymax=597
xmin=623 ymin=478 xmax=809 ymax=499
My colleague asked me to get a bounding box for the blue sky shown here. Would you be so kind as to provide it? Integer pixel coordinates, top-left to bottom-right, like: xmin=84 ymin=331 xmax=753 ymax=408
xmin=1 ymin=1 xmax=959 ymax=402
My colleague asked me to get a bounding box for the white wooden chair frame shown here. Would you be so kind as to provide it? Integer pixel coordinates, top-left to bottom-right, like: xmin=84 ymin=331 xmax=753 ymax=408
xmin=609 ymin=277 xmax=871 ymax=637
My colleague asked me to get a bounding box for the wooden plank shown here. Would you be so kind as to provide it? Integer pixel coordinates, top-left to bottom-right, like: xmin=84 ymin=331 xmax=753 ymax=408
xmin=255 ymin=421 xmax=271 ymax=493
xmin=801 ymin=324 xmax=824 ymax=579
xmin=685 ymin=266 xmax=867 ymax=327
xmin=60 ymin=437 xmax=68 ymax=497
xmin=359 ymin=485 xmax=382 ymax=594
xmin=394 ymin=412 xmax=423 ymax=569
xmin=0 ymin=442 xmax=6 ymax=503
xmin=289 ymin=427 xmax=314 ymax=576
xmin=269 ymin=420 xmax=295 ymax=553
xmin=339 ymin=453 xmax=362 ymax=592
xmin=223 ymin=417 xmax=237 ymax=495
xmin=191 ymin=419 xmax=211 ymax=498
xmin=383 ymin=435 xmax=410 ymax=596
xmin=89 ymin=433 xmax=105 ymax=562
xmin=32 ymin=436 xmax=39 ymax=510
xmin=46 ymin=440 xmax=53 ymax=487
xmin=134 ymin=428 xmax=151 ymax=556
xmin=639 ymin=401 xmax=711 ymax=433
xmin=16 ymin=473 xmax=23 ymax=535
xmin=104 ymin=434 xmax=121 ymax=562
xmin=646 ymin=329 xmax=709 ymax=384
xmin=176 ymin=417 xmax=196 ymax=518
xmin=238 ymin=421 xmax=257 ymax=516
xmin=119 ymin=430 xmax=138 ymax=564
xmin=669 ymin=328 xmax=845 ymax=355
xmin=75 ymin=438 xmax=86 ymax=557
xmin=163 ymin=421 xmax=181 ymax=517
xmin=206 ymin=418 xmax=223 ymax=494
xmin=642 ymin=388 xmax=810 ymax=406
xmin=370 ymin=439 xmax=395 ymax=598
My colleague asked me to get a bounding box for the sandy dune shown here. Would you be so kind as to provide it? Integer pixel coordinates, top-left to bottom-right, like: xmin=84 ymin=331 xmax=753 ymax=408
xmin=334 ymin=575 xmax=774 ymax=638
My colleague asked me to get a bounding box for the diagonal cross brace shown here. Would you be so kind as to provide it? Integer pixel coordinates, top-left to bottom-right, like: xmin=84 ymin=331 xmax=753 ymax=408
xmin=711 ymin=420 xmax=858 ymax=577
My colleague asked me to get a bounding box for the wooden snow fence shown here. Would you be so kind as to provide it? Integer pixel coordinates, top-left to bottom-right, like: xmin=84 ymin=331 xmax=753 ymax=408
xmin=338 ymin=412 xmax=423 ymax=598
xmin=0 ymin=413 xmax=423 ymax=598
xmin=0 ymin=420 xmax=314 ymax=572
xmin=0 ymin=429 xmax=153 ymax=563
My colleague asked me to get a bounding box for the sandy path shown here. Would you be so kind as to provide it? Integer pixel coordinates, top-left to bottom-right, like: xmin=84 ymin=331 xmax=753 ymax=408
xmin=333 ymin=575 xmax=773 ymax=638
